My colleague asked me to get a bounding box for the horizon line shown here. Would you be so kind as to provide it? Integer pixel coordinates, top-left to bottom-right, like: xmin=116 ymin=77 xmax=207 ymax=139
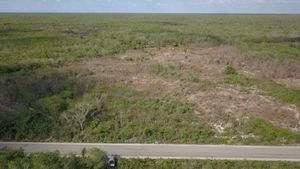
xmin=1 ymin=12 xmax=300 ymax=15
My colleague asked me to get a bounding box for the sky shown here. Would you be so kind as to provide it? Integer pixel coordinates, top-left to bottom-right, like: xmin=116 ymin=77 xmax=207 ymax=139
xmin=0 ymin=0 xmax=300 ymax=13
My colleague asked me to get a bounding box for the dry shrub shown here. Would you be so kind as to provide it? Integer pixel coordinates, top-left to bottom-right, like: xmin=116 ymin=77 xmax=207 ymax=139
xmin=201 ymin=45 xmax=300 ymax=79
xmin=253 ymin=60 xmax=300 ymax=79
xmin=193 ymin=45 xmax=249 ymax=68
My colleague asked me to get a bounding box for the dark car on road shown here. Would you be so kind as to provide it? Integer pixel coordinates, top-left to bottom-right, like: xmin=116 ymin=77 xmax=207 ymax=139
xmin=107 ymin=155 xmax=118 ymax=168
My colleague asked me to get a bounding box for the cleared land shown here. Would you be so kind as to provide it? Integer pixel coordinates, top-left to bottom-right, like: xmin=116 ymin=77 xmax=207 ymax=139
xmin=0 ymin=14 xmax=299 ymax=146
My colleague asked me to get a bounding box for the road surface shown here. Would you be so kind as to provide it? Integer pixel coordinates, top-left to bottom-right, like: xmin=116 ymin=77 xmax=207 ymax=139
xmin=1 ymin=142 xmax=300 ymax=161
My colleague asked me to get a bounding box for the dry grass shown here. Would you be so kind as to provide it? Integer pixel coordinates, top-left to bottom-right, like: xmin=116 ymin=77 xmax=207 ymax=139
xmin=62 ymin=44 xmax=300 ymax=134
xmin=188 ymin=44 xmax=300 ymax=87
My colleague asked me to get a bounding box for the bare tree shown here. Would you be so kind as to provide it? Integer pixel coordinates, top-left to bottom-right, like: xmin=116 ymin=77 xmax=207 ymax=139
xmin=70 ymin=102 xmax=95 ymax=131
xmin=65 ymin=95 xmax=105 ymax=132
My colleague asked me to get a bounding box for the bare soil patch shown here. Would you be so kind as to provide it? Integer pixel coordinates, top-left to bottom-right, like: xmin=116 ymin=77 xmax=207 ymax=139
xmin=62 ymin=44 xmax=300 ymax=133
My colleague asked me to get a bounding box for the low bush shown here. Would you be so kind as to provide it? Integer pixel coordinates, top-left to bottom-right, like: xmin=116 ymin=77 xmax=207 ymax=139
xmin=263 ymin=82 xmax=300 ymax=106
xmin=119 ymin=158 xmax=300 ymax=169
xmin=73 ymin=84 xmax=215 ymax=144
xmin=0 ymin=149 xmax=108 ymax=169
xmin=153 ymin=64 xmax=169 ymax=76
xmin=0 ymin=62 xmax=41 ymax=74
xmin=199 ymin=80 xmax=216 ymax=91
xmin=86 ymin=148 xmax=108 ymax=169
xmin=2 ymin=149 xmax=300 ymax=169
xmin=224 ymin=74 xmax=260 ymax=87
xmin=224 ymin=66 xmax=237 ymax=75
xmin=0 ymin=68 xmax=91 ymax=140
xmin=224 ymin=74 xmax=300 ymax=106
xmin=32 ymin=151 xmax=63 ymax=169
xmin=246 ymin=118 xmax=300 ymax=144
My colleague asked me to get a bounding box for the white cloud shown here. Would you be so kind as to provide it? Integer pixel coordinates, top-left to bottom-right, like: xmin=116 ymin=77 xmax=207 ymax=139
xmin=156 ymin=2 xmax=171 ymax=7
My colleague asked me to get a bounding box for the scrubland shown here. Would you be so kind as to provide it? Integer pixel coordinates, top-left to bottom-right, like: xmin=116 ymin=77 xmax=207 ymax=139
xmin=0 ymin=14 xmax=300 ymax=146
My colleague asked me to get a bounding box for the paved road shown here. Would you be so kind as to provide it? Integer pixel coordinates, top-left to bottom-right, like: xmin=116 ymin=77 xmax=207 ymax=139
xmin=1 ymin=142 xmax=300 ymax=161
